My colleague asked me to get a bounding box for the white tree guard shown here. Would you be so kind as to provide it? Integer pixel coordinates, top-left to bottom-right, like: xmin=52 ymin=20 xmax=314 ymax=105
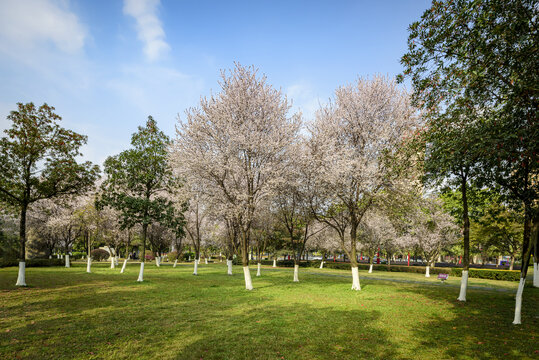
xmin=15 ymin=262 xmax=26 ymax=286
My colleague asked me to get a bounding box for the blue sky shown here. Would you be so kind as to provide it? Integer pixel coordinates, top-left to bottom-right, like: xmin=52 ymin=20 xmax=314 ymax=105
xmin=0 ymin=0 xmax=431 ymax=167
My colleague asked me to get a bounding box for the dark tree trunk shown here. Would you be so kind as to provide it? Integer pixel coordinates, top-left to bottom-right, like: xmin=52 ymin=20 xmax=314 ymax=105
xmin=141 ymin=223 xmax=147 ymax=263
xmin=18 ymin=203 xmax=28 ymax=261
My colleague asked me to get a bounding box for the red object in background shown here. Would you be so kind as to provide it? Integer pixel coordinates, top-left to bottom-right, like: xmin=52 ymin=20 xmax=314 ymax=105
xmin=407 ymin=252 xmax=410 ymax=266
xmin=377 ymin=248 xmax=380 ymax=264
xmin=360 ymin=253 xmax=363 ymax=261
xmin=288 ymin=255 xmax=290 ymax=260
xmin=333 ymin=255 xmax=336 ymax=262
xmin=459 ymin=256 xmax=462 ymax=265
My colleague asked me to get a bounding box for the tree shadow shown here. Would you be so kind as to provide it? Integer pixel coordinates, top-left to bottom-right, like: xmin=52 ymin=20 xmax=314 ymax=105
xmin=392 ymin=282 xmax=539 ymax=359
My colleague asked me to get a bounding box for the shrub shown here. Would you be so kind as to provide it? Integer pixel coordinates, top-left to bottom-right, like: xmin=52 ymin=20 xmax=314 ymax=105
xmin=450 ymin=268 xmax=520 ymax=282
xmin=0 ymin=258 xmax=64 ymax=268
xmin=168 ymin=251 xmax=178 ymax=261
xmin=71 ymin=251 xmax=86 ymax=259
xmin=91 ymin=249 xmax=109 ymax=261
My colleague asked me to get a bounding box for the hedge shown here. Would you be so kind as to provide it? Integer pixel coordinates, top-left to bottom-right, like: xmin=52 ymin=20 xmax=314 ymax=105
xmin=253 ymin=260 xmax=521 ymax=281
xmin=0 ymin=258 xmax=64 ymax=268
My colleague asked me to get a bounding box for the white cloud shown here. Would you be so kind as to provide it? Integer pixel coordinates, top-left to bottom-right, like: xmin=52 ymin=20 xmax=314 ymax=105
xmin=0 ymin=0 xmax=87 ymax=54
xmin=286 ymin=81 xmax=323 ymax=121
xmin=123 ymin=0 xmax=170 ymax=61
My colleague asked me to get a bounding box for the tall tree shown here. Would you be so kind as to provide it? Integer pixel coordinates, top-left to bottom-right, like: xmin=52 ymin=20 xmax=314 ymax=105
xmin=171 ymin=63 xmax=301 ymax=290
xmin=0 ymin=103 xmax=99 ymax=286
xmin=99 ymin=116 xmax=180 ymax=282
xmin=308 ymin=75 xmax=417 ymax=291
xmin=400 ymin=0 xmax=538 ymax=323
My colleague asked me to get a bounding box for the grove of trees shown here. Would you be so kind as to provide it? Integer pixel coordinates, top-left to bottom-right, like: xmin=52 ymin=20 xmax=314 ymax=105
xmin=0 ymin=0 xmax=536 ymax=325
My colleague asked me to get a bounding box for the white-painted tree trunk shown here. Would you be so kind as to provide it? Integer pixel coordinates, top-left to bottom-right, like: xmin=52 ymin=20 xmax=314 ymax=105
xmin=425 ymin=266 xmax=430 ymax=277
xmin=319 ymin=261 xmax=324 ymax=269
xmin=272 ymin=259 xmax=276 ymax=267
xmin=115 ymin=256 xmax=119 ymax=266
xmin=533 ymin=263 xmax=538 ymax=288
xmin=61 ymin=255 xmax=63 ymax=259
xmin=65 ymin=254 xmax=70 ymax=268
xmin=110 ymin=256 xmax=115 ymax=269
xmin=49 ymin=255 xmax=52 ymax=259
xmin=227 ymin=260 xmax=233 ymax=275
xmin=193 ymin=259 xmax=198 ymax=275
xmin=457 ymin=270 xmax=468 ymax=301
xmin=209 ymin=256 xmax=211 ymax=262
xmin=57 ymin=254 xmax=60 ymax=259
xmin=120 ymin=259 xmax=127 ymax=273
xmin=86 ymin=257 xmax=92 ymax=273
xmin=256 ymin=263 xmax=261 ymax=277
xmin=137 ymin=262 xmax=144 ymax=282
xmin=205 ymin=258 xmax=208 ymax=264
xmin=173 ymin=259 xmax=178 ymax=268
xmin=15 ymin=262 xmax=26 ymax=286
xmin=243 ymin=266 xmax=253 ymax=290
xmin=351 ymin=266 xmax=361 ymax=290
xmin=156 ymin=257 xmax=160 ymax=267
xmin=188 ymin=256 xmax=191 ymax=261
xmin=293 ymin=264 xmax=299 ymax=282
xmin=368 ymin=264 xmax=373 ymax=273
xmin=512 ymin=278 xmax=526 ymax=325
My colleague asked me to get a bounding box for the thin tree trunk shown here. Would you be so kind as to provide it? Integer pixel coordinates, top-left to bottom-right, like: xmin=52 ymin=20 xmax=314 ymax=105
xmin=458 ymin=177 xmax=470 ymax=302
xmin=15 ymin=203 xmax=28 ymax=286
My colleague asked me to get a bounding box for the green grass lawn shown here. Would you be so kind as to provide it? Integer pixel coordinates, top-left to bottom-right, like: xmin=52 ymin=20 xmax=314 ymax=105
xmin=0 ymin=262 xmax=537 ymax=360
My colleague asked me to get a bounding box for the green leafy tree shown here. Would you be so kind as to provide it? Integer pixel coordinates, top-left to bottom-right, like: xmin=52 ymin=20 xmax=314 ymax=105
xmin=0 ymin=103 xmax=99 ymax=286
xmin=98 ymin=116 xmax=182 ymax=282
xmin=400 ymin=0 xmax=537 ymax=323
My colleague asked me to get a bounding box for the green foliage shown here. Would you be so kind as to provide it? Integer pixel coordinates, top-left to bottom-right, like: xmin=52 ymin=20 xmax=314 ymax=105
xmin=98 ymin=117 xmax=185 ymax=263
xmin=71 ymin=251 xmax=86 ymax=260
xmin=167 ymin=251 xmax=178 ymax=260
xmin=451 ymin=268 xmax=520 ymax=282
xmin=0 ymin=258 xmax=63 ymax=268
xmin=90 ymin=249 xmax=109 ymax=261
xmin=0 ymin=103 xmax=99 ymax=210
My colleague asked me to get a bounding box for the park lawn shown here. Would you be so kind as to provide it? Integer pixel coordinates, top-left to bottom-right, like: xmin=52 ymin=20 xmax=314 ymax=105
xmin=0 ymin=262 xmax=537 ymax=360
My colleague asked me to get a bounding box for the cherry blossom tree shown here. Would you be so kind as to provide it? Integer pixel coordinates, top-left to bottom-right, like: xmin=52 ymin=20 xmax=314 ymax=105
xmin=401 ymin=197 xmax=459 ymax=277
xmin=170 ymin=63 xmax=301 ymax=290
xmin=308 ymin=75 xmax=417 ymax=290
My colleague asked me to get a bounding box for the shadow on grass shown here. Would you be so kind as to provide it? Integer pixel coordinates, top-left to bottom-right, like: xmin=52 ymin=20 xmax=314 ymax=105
xmin=392 ymin=282 xmax=539 ymax=360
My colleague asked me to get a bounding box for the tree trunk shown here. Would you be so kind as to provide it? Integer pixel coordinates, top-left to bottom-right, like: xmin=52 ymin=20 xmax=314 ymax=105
xmin=193 ymin=258 xmax=198 ymax=275
xmin=513 ymin=210 xmax=536 ymax=324
xmin=241 ymin=229 xmax=253 ymax=290
xmin=15 ymin=203 xmax=28 ymax=286
xmin=86 ymin=257 xmax=92 ymax=273
xmin=510 ymin=255 xmax=515 ymax=270
xmin=137 ymin=223 xmax=147 ymax=282
xmin=458 ymin=177 xmax=470 ymax=302
xmin=121 ymin=259 xmax=127 ymax=273
xmin=65 ymin=254 xmax=70 ymax=268
xmin=227 ymin=258 xmax=233 ymax=275
xmin=349 ymin=222 xmax=360 ymax=290
xmin=173 ymin=259 xmax=178 ymax=268
xmin=272 ymin=259 xmax=276 ymax=267
xmin=256 ymin=262 xmax=261 ymax=277
xmin=534 ymin=224 xmax=538 ymax=288
xmin=425 ymin=262 xmax=430 ymax=277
